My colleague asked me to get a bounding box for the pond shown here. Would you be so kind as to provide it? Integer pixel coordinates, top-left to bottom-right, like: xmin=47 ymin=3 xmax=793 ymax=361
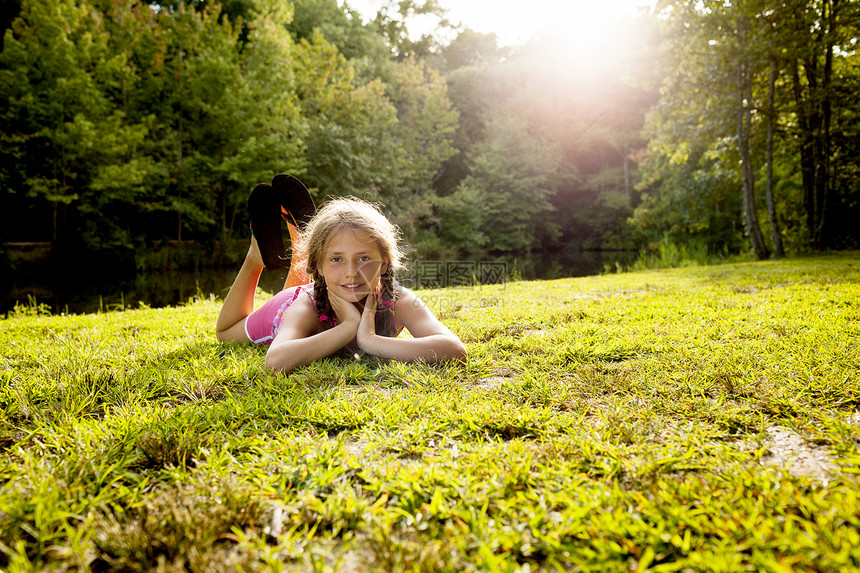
xmin=2 ymin=249 xmax=637 ymax=315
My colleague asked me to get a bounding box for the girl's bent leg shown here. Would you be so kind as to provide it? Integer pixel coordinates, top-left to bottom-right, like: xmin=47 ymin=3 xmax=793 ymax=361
xmin=216 ymin=237 xmax=265 ymax=342
xmin=283 ymin=222 xmax=309 ymax=290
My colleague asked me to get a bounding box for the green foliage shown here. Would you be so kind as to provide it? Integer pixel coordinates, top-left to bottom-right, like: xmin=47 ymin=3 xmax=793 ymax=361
xmin=383 ymin=58 xmax=458 ymax=247
xmin=637 ymin=0 xmax=860 ymax=257
xmin=438 ymin=28 xmax=503 ymax=71
xmin=291 ymin=30 xmax=397 ymax=199
xmin=632 ymin=137 xmax=746 ymax=256
xmin=1 ymin=254 xmax=860 ymax=569
xmin=0 ymin=0 xmax=472 ymax=269
xmin=2 ymin=0 xmax=858 ymax=277
xmin=0 ymin=0 xmax=307 ymax=255
xmin=285 ymin=0 xmax=392 ymax=82
xmin=433 ymin=25 xmax=658 ymax=263
xmin=0 ymin=0 xmax=150 ymax=239
xmin=455 ymin=113 xmax=557 ymax=255
xmin=369 ymin=0 xmax=453 ymax=61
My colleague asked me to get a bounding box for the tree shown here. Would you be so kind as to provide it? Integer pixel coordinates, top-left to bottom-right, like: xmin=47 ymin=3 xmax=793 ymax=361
xmin=286 ymin=0 xmax=391 ymax=82
xmin=1 ymin=0 xmax=313 ymax=262
xmin=734 ymin=13 xmax=770 ymax=259
xmin=0 ymin=0 xmax=155 ymax=253
xmin=289 ymin=29 xmax=398 ymax=200
xmin=455 ymin=112 xmax=558 ymax=257
xmin=102 ymin=0 xmax=306 ymax=249
xmin=437 ymin=28 xmax=503 ymax=71
xmin=635 ymin=0 xmax=860 ymax=258
xmin=217 ymin=2 xmax=307 ymax=235
xmin=435 ymin=24 xmax=656 ymax=261
xmin=635 ymin=0 xmax=777 ymax=258
xmin=784 ymin=0 xmax=859 ymax=249
xmin=764 ymin=53 xmax=785 ymax=257
xmin=369 ymin=0 xmax=453 ymax=61
xmin=1 ymin=0 xmax=22 ymax=49
xmin=382 ymin=57 xmax=458 ymax=248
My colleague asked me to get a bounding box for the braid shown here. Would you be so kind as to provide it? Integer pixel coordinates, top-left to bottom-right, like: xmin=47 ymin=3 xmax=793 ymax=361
xmin=313 ymin=274 xmax=334 ymax=326
xmin=375 ymin=267 xmax=397 ymax=337
xmin=381 ymin=267 xmax=396 ymax=302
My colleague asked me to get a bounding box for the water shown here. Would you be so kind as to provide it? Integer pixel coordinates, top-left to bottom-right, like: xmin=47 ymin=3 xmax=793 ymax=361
xmin=2 ymin=250 xmax=636 ymax=315
xmin=2 ymin=266 xmax=293 ymax=315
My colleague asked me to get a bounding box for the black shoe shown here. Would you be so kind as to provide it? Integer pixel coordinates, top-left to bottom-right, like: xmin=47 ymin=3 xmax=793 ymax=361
xmin=248 ymin=175 xmax=316 ymax=270
xmin=248 ymin=183 xmax=287 ymax=270
xmin=271 ymin=173 xmax=316 ymax=228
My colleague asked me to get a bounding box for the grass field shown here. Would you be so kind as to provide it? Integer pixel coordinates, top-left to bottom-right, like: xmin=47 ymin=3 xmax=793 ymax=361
xmin=1 ymin=253 xmax=859 ymax=571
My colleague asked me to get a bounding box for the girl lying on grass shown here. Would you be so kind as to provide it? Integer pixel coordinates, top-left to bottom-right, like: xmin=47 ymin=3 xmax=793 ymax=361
xmin=216 ymin=174 xmax=467 ymax=373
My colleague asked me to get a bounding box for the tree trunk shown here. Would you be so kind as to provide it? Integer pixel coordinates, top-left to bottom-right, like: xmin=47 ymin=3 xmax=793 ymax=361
xmin=791 ymin=60 xmax=817 ymax=242
xmin=623 ymin=151 xmax=630 ymax=202
xmin=766 ymin=59 xmax=785 ymax=257
xmin=789 ymin=0 xmax=838 ymax=250
xmin=735 ymin=28 xmax=769 ymax=260
xmin=815 ymin=0 xmax=835 ymax=249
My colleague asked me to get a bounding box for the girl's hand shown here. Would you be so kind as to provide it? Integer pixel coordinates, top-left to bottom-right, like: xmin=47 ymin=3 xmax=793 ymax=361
xmin=328 ymin=290 xmax=360 ymax=327
xmin=357 ymin=293 xmax=378 ymax=349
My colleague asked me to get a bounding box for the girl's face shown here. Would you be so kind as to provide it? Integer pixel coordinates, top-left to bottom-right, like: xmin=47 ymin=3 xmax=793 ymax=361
xmin=319 ymin=229 xmax=388 ymax=304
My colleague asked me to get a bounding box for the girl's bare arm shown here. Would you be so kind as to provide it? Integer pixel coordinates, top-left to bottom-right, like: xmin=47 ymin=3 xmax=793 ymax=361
xmin=356 ymin=288 xmax=467 ymax=363
xmin=264 ymin=294 xmax=359 ymax=373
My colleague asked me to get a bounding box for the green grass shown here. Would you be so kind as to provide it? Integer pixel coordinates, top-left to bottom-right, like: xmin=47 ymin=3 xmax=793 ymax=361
xmin=2 ymin=252 xmax=860 ymax=571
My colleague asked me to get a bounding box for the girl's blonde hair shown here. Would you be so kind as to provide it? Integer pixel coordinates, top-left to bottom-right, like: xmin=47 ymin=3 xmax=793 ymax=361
xmin=302 ymin=197 xmax=405 ymax=334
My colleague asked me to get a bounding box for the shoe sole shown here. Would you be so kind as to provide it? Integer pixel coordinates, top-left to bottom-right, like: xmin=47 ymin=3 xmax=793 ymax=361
xmin=248 ymin=183 xmax=288 ymax=270
xmin=248 ymin=175 xmax=317 ymax=270
xmin=271 ymin=174 xmax=316 ymax=228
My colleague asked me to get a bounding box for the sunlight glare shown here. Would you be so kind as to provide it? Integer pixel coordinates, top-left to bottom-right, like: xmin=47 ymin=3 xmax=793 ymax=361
xmin=347 ymin=0 xmax=653 ymax=74
xmin=489 ymin=0 xmax=648 ymax=71
xmin=348 ymin=0 xmax=653 ymax=47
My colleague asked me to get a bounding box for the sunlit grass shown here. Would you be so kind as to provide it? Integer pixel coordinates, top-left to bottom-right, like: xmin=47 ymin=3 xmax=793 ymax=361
xmin=2 ymin=253 xmax=859 ymax=570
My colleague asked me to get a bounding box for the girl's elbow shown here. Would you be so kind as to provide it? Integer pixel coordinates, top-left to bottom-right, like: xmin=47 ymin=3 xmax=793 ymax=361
xmin=444 ymin=339 xmax=467 ymax=363
xmin=263 ymin=355 xmax=279 ymax=372
xmin=215 ymin=327 xmax=235 ymax=343
xmin=453 ymin=341 xmax=468 ymax=362
xmin=264 ymin=349 xmax=294 ymax=374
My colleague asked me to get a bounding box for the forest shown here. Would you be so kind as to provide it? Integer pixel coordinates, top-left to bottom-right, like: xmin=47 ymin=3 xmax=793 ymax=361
xmin=1 ymin=0 xmax=858 ymax=279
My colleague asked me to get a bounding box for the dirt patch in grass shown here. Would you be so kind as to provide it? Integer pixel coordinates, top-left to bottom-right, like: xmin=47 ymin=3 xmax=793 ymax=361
xmin=467 ymin=368 xmax=519 ymax=391
xmin=470 ymin=375 xmax=513 ymax=390
xmin=761 ymin=425 xmax=835 ymax=481
xmin=474 ymin=376 xmax=506 ymax=389
xmin=522 ymin=328 xmax=549 ymax=338
xmin=343 ymin=438 xmax=371 ymax=457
